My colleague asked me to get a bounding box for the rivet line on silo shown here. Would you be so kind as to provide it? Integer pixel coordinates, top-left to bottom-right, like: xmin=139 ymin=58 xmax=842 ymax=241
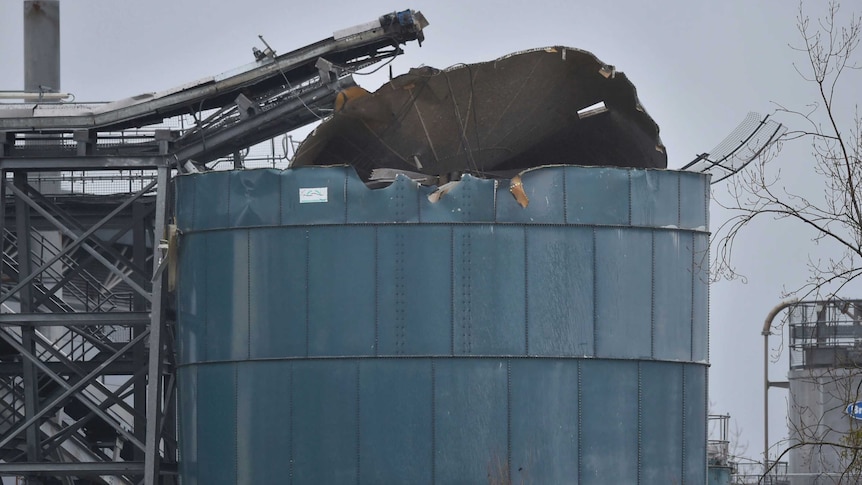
xmin=577 ymin=361 xmax=583 ymax=483
xmin=523 ymin=228 xmax=529 ymax=356
xmin=703 ymin=177 xmax=709 ymax=231
xmin=289 ymin=363 xmax=294 ymax=484
xmin=395 ymin=231 xmax=406 ymax=354
xmin=650 ymin=230 xmax=656 ymax=359
xmin=703 ymin=367 xmax=709 ymax=484
xmin=690 ymin=232 xmax=696 ymax=362
xmin=463 ymin=182 xmax=473 ymax=353
xmin=234 ymin=364 xmax=239 ymax=485
xmin=466 ymin=220 xmax=472 ymax=354
xmin=373 ymin=226 xmax=379 ymax=357
xmin=226 ymin=174 xmax=232 ymax=224
xmin=449 ymin=228 xmax=455 ymax=356
xmin=705 ymin=236 xmax=710 ymax=364
xmin=247 ymin=229 xmax=252 ymax=359
xmin=304 ymin=230 xmax=310 ymax=358
xmin=203 ymin=236 xmax=209 ymax=362
xmin=431 ymin=360 xmax=437 ymax=483
xmin=343 ymin=173 xmax=349 ymax=223
xmin=637 ymin=362 xmax=643 ymax=484
xmin=681 ymin=367 xmax=687 ymax=483
xmin=356 ymin=360 xmax=361 ymax=485
xmin=591 ymin=228 xmax=597 ymax=353
xmin=562 ymin=170 xmax=568 ymax=223
xmin=461 ymin=231 xmax=472 ymax=354
xmin=506 ymin=359 xmax=512 ymax=477
xmin=190 ymin=179 xmax=197 ymax=231
xmin=677 ymin=172 xmax=682 ymax=227
xmin=396 ymin=181 xmax=404 ymax=221
xmin=278 ymin=173 xmax=283 ymax=224
xmin=627 ymin=170 xmax=632 ymax=226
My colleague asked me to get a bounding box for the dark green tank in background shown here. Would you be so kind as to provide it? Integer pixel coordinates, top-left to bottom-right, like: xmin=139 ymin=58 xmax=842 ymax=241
xmin=174 ymin=164 xmax=709 ymax=484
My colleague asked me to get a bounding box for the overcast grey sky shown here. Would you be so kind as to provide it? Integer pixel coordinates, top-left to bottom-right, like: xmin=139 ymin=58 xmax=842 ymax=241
xmin=2 ymin=0 xmax=859 ymax=466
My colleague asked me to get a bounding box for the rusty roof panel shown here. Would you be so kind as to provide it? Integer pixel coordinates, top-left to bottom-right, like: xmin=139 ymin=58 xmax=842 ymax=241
xmin=292 ymin=46 xmax=667 ymax=182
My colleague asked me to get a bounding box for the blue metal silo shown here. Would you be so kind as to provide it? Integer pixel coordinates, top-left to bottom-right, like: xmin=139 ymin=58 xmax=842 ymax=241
xmin=174 ymin=164 xmax=709 ymax=484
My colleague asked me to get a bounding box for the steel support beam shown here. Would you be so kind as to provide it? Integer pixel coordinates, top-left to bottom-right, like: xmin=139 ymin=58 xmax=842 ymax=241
xmin=144 ymin=166 xmax=170 ymax=484
xmin=0 ymin=461 xmax=144 ymax=475
xmin=133 ymin=200 xmax=148 ymax=461
xmin=0 ymin=360 xmax=140 ymax=376
xmin=0 ymin=312 xmax=150 ymax=325
xmin=0 ymin=156 xmax=168 ymax=171
xmin=1 ymin=179 xmax=156 ymax=304
xmin=14 ymin=171 xmax=42 ymax=463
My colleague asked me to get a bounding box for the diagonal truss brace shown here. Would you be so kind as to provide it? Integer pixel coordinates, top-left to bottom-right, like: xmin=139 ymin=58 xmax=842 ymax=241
xmin=0 ymin=328 xmax=150 ymax=451
xmin=0 ymin=179 xmax=157 ymax=305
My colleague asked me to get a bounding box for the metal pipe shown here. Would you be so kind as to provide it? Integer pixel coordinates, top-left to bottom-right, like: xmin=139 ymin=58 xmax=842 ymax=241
xmin=0 ymin=91 xmax=71 ymax=101
xmin=762 ymin=298 xmax=799 ymax=475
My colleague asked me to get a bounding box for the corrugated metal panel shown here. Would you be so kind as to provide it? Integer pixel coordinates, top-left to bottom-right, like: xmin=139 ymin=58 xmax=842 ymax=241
xmin=175 ymin=164 xmax=710 ymax=484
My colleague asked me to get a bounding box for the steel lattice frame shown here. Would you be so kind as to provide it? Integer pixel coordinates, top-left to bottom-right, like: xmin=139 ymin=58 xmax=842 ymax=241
xmin=0 ymin=139 xmax=176 ymax=484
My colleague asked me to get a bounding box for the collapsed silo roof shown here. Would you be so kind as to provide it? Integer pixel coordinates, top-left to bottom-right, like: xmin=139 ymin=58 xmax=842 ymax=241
xmin=291 ymin=46 xmax=667 ymax=182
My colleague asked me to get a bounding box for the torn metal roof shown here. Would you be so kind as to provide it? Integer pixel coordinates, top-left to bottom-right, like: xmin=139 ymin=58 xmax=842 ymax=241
xmin=291 ymin=46 xmax=667 ymax=182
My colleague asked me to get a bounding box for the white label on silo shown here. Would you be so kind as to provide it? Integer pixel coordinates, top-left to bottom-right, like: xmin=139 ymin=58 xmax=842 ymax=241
xmin=299 ymin=187 xmax=328 ymax=203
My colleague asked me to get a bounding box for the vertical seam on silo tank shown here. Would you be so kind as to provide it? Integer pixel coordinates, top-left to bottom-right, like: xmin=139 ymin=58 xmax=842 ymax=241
xmin=305 ymin=230 xmax=310 ymax=358
xmin=627 ymin=170 xmax=632 ymax=226
xmin=396 ymin=230 xmax=405 ymax=354
xmin=227 ymin=173 xmax=232 ymax=226
xmin=562 ymin=168 xmax=568 ymax=223
xmin=343 ymin=170 xmax=349 ymax=223
xmin=247 ymin=229 xmax=251 ymax=359
xmin=234 ymin=364 xmax=239 ymax=485
xmin=592 ymin=228 xmax=597 ymax=353
xmin=677 ymin=172 xmax=682 ymax=227
xmin=493 ymin=180 xmax=498 ymax=223
xmin=637 ymin=362 xmax=643 ymax=484
xmin=278 ymin=169 xmax=283 ymax=224
xmin=289 ymin=362 xmax=294 ymax=484
xmin=431 ymin=360 xmax=437 ymax=483
xmin=523 ymin=228 xmax=529 ymax=356
xmin=190 ymin=177 xmax=197 ymax=231
xmin=373 ymin=226 xmax=379 ymax=357
xmin=417 ymin=177 xmax=423 ymax=222
xmin=203 ymin=236 xmax=209 ymax=361
xmin=449 ymin=228 xmax=455 ymax=356
xmin=506 ymin=359 xmax=512 ymax=478
xmin=703 ymin=366 xmax=709 ymax=485
xmin=462 ymin=230 xmax=472 ymax=354
xmin=703 ymin=177 xmax=709 ymax=231
xmin=356 ymin=360 xmax=361 ymax=485
xmin=690 ymin=232 xmax=696 ymax=362
xmin=706 ymin=233 xmax=711 ymax=365
xmin=577 ymin=361 xmax=582 ymax=483
xmin=681 ymin=366 xmax=687 ymax=483
xmin=650 ymin=230 xmax=656 ymax=359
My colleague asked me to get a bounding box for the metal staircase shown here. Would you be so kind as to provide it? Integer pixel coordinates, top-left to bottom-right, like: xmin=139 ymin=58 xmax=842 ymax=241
xmin=1 ymin=226 xmax=143 ymax=484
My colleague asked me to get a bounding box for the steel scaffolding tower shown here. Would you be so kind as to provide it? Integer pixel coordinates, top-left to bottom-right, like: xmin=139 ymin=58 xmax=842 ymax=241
xmin=0 ymin=9 xmax=427 ymax=483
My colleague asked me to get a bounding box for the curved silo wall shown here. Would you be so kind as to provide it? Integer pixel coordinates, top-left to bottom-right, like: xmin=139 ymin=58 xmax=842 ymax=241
xmin=174 ymin=165 xmax=710 ymax=484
